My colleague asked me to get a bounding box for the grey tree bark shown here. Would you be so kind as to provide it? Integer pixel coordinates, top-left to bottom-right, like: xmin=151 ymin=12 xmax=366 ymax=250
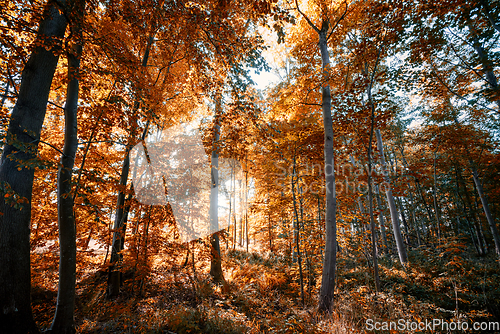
xmin=0 ymin=2 xmax=68 ymax=333
xmin=317 ymin=21 xmax=338 ymax=312
xmin=471 ymin=165 xmax=500 ymax=259
xmin=365 ymin=55 xmax=382 ymax=293
xmin=293 ymin=2 xmax=347 ymax=309
xmin=376 ymin=129 xmax=408 ymax=266
xmin=375 ymin=185 xmax=389 ymax=253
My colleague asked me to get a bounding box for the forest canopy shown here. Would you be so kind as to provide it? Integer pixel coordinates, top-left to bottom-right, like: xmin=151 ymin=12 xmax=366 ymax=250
xmin=0 ymin=0 xmax=499 ymax=333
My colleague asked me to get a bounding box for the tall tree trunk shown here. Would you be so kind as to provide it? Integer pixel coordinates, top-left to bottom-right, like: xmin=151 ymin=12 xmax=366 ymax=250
xmin=376 ymin=129 xmax=408 ymax=266
xmin=245 ymin=166 xmax=249 ymax=252
xmin=238 ymin=179 xmax=243 ymax=246
xmin=295 ymin=0 xmax=347 ymax=312
xmin=0 ymin=2 xmax=68 ymax=333
xmin=432 ymin=144 xmax=442 ymax=244
xmin=291 ymin=153 xmax=305 ymax=306
xmin=210 ymin=93 xmax=224 ymax=283
xmin=50 ymin=5 xmax=84 ymax=330
xmin=232 ymin=162 xmax=237 ymax=250
xmin=455 ymin=164 xmax=486 ymax=255
xmin=50 ymin=36 xmax=84 ymax=333
xmin=317 ymin=22 xmax=338 ymax=311
xmin=365 ymin=55 xmax=381 ymax=293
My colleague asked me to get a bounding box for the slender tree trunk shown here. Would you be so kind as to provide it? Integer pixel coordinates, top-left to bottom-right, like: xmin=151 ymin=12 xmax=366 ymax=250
xmin=295 ymin=0 xmax=347 ymax=312
xmin=291 ymin=154 xmax=305 ymax=306
xmin=232 ymin=166 xmax=237 ymax=250
xmin=407 ymin=190 xmax=421 ymax=246
xmin=245 ymin=167 xmax=249 ymax=252
xmin=0 ymin=2 xmax=68 ymax=332
xmin=398 ymin=147 xmax=433 ymax=239
xmin=107 ymin=36 xmax=153 ymax=297
xmin=268 ymin=212 xmax=273 ymax=252
xmin=471 ymin=176 xmax=489 ymax=253
xmin=365 ymin=56 xmax=381 ymax=293
xmin=227 ymin=165 xmax=232 ymax=249
xmin=50 ymin=9 xmax=84 ymax=330
xmin=471 ymin=165 xmax=500 ymax=259
xmin=432 ymin=145 xmax=442 ymax=244
xmin=209 ymin=93 xmax=224 ymax=283
xmin=238 ymin=179 xmax=243 ymax=246
xmin=455 ymin=164 xmax=486 ymax=255
xmin=1 ymin=79 xmax=9 ymax=110
xmin=375 ymin=185 xmax=389 ymax=253
xmin=376 ymin=130 xmax=408 ymax=266
xmin=414 ymin=178 xmax=435 ymax=237
xmin=397 ymin=197 xmax=411 ymax=246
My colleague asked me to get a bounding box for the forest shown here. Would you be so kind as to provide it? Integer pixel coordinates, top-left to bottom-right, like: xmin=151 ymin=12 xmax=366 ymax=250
xmin=1 ymin=0 xmax=500 ymax=333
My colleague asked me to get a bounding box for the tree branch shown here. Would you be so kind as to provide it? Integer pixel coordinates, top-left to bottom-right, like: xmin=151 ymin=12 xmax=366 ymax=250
xmin=327 ymin=1 xmax=349 ymax=41
xmin=479 ymin=0 xmax=500 ymax=34
xmin=430 ymin=66 xmax=499 ymax=115
xmin=295 ymin=0 xmax=320 ymax=33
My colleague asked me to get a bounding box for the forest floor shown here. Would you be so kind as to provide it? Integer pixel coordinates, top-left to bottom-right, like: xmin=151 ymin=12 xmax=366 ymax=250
xmin=31 ymin=240 xmax=500 ymax=333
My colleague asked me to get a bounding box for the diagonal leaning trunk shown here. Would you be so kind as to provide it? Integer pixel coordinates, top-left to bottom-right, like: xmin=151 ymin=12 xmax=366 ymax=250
xmin=471 ymin=164 xmax=500 ymax=259
xmin=376 ymin=129 xmax=408 ymax=266
xmin=0 ymin=2 xmax=68 ymax=333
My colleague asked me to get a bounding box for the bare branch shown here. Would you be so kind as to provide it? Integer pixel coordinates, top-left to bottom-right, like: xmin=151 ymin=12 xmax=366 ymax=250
xmin=327 ymin=1 xmax=349 ymax=41
xmin=295 ymin=0 xmax=320 ymax=33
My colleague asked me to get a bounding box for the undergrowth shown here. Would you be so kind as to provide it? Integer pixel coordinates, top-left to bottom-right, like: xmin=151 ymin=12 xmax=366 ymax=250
xmin=31 ymin=245 xmax=500 ymax=333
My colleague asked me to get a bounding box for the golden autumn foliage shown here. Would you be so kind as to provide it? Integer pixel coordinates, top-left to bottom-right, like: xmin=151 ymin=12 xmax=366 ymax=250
xmin=0 ymin=0 xmax=499 ymax=333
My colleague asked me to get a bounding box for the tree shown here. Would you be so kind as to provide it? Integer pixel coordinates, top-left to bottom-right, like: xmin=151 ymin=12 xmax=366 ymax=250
xmin=0 ymin=1 xmax=68 ymax=332
xmin=49 ymin=1 xmax=85 ymax=332
xmin=376 ymin=129 xmax=408 ymax=266
xmin=209 ymin=92 xmax=224 ymax=283
xmin=294 ymin=0 xmax=348 ymax=312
